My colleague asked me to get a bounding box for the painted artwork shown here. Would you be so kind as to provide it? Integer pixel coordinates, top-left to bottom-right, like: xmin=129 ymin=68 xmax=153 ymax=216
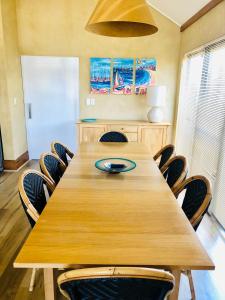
xmin=112 ymin=58 xmax=134 ymax=95
xmin=90 ymin=58 xmax=111 ymax=94
xmin=135 ymin=58 xmax=157 ymax=95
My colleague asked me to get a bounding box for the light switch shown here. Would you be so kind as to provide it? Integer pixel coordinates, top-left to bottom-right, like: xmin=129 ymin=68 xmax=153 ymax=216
xmin=91 ymin=98 xmax=95 ymax=106
xmin=13 ymin=97 xmax=17 ymax=105
xmin=86 ymin=98 xmax=91 ymax=106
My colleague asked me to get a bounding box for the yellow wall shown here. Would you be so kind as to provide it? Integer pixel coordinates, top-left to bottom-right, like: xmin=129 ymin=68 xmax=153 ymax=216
xmin=1 ymin=0 xmax=224 ymax=161
xmin=0 ymin=0 xmax=27 ymax=160
xmin=16 ymin=0 xmax=181 ymax=129
xmin=0 ymin=2 xmax=14 ymax=159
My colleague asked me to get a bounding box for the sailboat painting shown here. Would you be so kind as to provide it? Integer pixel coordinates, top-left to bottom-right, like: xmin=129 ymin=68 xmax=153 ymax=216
xmin=90 ymin=58 xmax=111 ymax=94
xmin=135 ymin=58 xmax=157 ymax=95
xmin=112 ymin=58 xmax=134 ymax=95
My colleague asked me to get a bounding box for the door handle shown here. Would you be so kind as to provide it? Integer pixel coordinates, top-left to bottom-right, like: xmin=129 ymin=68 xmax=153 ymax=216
xmin=28 ymin=103 xmax=32 ymax=119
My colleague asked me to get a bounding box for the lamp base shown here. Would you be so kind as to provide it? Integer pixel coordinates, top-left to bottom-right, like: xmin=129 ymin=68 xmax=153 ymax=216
xmin=147 ymin=107 xmax=164 ymax=123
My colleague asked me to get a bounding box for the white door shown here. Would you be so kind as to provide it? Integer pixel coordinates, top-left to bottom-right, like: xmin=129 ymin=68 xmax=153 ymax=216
xmin=21 ymin=56 xmax=79 ymax=159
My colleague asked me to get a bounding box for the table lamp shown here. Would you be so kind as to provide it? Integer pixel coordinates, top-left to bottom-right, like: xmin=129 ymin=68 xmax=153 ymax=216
xmin=147 ymin=86 xmax=166 ymax=123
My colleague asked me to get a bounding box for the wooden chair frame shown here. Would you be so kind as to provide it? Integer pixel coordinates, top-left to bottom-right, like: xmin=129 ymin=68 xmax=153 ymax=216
xmin=51 ymin=141 xmax=74 ymax=160
xmin=173 ymin=175 xmax=212 ymax=230
xmin=58 ymin=267 xmax=175 ymax=300
xmin=161 ymin=155 xmax=188 ymax=193
xmin=153 ymin=144 xmax=175 ymax=170
xmin=39 ymin=152 xmax=66 ymax=187
xmin=99 ymin=131 xmax=128 ymax=142
xmin=173 ymin=175 xmax=212 ymax=300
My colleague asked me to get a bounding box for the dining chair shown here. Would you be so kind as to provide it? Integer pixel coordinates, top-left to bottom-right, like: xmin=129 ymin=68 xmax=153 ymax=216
xmin=153 ymin=144 xmax=175 ymax=171
xmin=173 ymin=175 xmax=212 ymax=300
xmin=99 ymin=131 xmax=128 ymax=142
xmin=18 ymin=169 xmax=55 ymax=292
xmin=40 ymin=153 xmax=66 ymax=187
xmin=58 ymin=267 xmax=175 ymax=300
xmin=51 ymin=141 xmax=74 ymax=166
xmin=161 ymin=155 xmax=187 ymax=193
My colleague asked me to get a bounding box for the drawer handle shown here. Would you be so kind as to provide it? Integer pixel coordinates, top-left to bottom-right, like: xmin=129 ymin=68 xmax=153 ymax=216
xmin=121 ymin=128 xmax=124 ymax=130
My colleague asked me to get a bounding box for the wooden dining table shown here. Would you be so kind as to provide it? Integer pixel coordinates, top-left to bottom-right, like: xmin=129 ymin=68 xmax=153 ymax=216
xmin=14 ymin=142 xmax=214 ymax=300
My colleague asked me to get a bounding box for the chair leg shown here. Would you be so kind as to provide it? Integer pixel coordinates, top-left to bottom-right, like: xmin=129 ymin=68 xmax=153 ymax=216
xmin=29 ymin=268 xmax=37 ymax=292
xmin=187 ymin=270 xmax=196 ymax=300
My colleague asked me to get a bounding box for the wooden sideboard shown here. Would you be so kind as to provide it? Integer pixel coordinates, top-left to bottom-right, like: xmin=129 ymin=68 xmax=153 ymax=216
xmin=77 ymin=120 xmax=171 ymax=155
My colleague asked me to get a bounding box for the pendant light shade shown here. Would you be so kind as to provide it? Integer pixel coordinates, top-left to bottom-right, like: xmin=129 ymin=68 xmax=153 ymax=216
xmin=85 ymin=0 xmax=158 ymax=37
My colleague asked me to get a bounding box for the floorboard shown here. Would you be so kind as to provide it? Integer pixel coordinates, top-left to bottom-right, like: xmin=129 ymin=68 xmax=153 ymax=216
xmin=0 ymin=161 xmax=224 ymax=299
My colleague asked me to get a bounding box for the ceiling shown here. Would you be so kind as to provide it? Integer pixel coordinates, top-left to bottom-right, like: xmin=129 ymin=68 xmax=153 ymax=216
xmin=147 ymin=0 xmax=210 ymax=26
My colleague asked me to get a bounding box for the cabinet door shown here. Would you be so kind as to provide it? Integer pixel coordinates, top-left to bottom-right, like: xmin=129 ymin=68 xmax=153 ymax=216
xmin=125 ymin=133 xmax=138 ymax=142
xmin=80 ymin=126 xmax=106 ymax=143
xmin=140 ymin=127 xmax=166 ymax=155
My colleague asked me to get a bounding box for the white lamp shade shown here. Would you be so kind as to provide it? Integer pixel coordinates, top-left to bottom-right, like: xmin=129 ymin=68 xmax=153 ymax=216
xmin=147 ymin=86 xmax=167 ymax=107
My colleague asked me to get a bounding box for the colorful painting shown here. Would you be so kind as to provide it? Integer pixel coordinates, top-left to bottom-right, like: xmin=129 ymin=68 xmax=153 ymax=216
xmin=112 ymin=58 xmax=134 ymax=95
xmin=90 ymin=58 xmax=111 ymax=94
xmin=135 ymin=58 xmax=157 ymax=95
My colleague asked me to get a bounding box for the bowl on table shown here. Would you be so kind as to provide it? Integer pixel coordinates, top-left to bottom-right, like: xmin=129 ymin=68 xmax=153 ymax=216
xmin=95 ymin=158 xmax=136 ymax=174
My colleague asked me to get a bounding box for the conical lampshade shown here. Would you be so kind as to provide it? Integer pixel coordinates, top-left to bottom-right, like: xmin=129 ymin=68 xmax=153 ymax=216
xmin=85 ymin=0 xmax=158 ymax=37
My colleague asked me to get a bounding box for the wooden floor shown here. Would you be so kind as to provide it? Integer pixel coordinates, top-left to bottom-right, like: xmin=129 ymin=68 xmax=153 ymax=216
xmin=0 ymin=161 xmax=224 ymax=300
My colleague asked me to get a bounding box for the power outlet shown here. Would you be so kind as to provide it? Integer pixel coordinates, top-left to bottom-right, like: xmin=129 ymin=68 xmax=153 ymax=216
xmin=91 ymin=98 xmax=95 ymax=106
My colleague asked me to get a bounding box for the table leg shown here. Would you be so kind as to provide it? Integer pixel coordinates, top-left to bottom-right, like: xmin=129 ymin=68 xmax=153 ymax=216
xmin=168 ymin=270 xmax=181 ymax=300
xmin=44 ymin=268 xmax=55 ymax=300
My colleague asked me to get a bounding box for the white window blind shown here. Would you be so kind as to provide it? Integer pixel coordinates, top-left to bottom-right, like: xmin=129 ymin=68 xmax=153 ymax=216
xmin=176 ymin=38 xmax=225 ymax=228
xmin=176 ymin=51 xmax=203 ymax=163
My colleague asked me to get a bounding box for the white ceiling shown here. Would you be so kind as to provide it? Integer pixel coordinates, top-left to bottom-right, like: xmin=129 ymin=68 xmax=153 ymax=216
xmin=147 ymin=0 xmax=210 ymax=26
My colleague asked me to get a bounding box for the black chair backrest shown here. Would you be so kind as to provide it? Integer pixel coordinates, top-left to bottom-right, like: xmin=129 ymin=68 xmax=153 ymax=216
xmin=54 ymin=143 xmax=69 ymax=166
xmin=162 ymin=156 xmax=187 ymax=190
xmin=100 ymin=131 xmax=128 ymax=142
xmin=60 ymin=278 xmax=173 ymax=300
xmin=176 ymin=177 xmax=212 ymax=231
xmin=58 ymin=267 xmax=174 ymax=300
xmin=19 ymin=171 xmax=53 ymax=228
xmin=43 ymin=154 xmax=65 ymax=185
xmin=52 ymin=142 xmax=74 ymax=166
xmin=158 ymin=146 xmax=175 ymax=170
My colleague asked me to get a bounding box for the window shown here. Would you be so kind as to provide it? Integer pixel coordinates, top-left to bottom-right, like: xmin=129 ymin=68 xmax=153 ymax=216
xmin=176 ymin=38 xmax=225 ymax=228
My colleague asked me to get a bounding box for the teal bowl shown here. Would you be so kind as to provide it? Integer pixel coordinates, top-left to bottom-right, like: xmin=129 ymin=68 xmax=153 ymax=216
xmin=95 ymin=158 xmax=136 ymax=174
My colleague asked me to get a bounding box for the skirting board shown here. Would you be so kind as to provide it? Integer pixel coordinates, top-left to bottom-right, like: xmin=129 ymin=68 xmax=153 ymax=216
xmin=3 ymin=151 xmax=29 ymax=171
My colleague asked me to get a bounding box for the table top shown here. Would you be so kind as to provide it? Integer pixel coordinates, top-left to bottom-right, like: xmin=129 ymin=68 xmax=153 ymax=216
xmin=14 ymin=143 xmax=214 ymax=270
